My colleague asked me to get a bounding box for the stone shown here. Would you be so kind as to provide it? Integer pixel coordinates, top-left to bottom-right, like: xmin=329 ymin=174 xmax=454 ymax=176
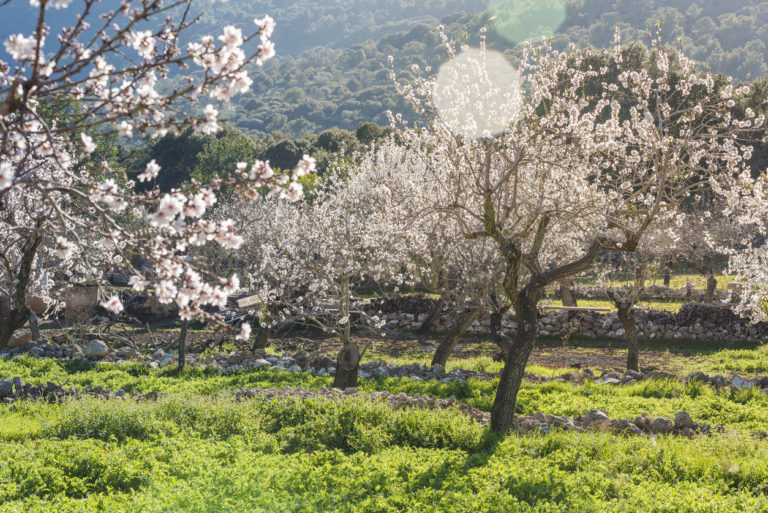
xmin=609 ymin=419 xmax=642 ymax=435
xmin=0 ymin=379 xmax=12 ymax=398
xmin=250 ymin=359 xmax=271 ymax=369
xmin=732 ymin=376 xmax=754 ymax=389
xmin=585 ymin=409 xmax=609 ymax=426
xmin=116 ymin=347 xmax=139 ymax=360
xmin=287 ymin=364 xmax=302 ymax=373
xmin=560 ymin=370 xmax=584 ymax=384
xmin=84 ymin=340 xmax=110 ymax=359
xmin=602 ymin=377 xmax=621 ymax=385
xmin=159 ymin=351 xmax=175 ymax=367
xmin=687 ymin=371 xmax=709 ymax=383
xmin=649 ymin=417 xmax=674 ymax=435
xmin=8 ymin=330 xmax=33 ymax=348
xmin=674 ymin=411 xmax=694 ymax=430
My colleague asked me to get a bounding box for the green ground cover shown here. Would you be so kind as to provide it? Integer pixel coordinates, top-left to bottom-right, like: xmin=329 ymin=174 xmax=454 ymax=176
xmin=3 ymin=392 xmax=768 ymax=512
xmin=5 ymin=335 xmax=768 ymax=512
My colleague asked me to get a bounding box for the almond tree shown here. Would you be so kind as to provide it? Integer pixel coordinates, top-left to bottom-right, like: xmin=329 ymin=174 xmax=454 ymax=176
xmin=219 ymin=149 xmax=412 ymax=388
xmin=390 ymin=28 xmax=761 ymax=434
xmin=0 ymin=0 xmax=314 ymax=348
xmin=671 ymin=205 xmax=753 ymax=303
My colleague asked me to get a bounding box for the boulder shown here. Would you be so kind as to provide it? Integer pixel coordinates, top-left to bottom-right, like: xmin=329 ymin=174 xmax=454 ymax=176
xmin=159 ymin=351 xmax=175 ymax=367
xmin=8 ymin=330 xmax=33 ymax=348
xmin=0 ymin=379 xmax=12 ymax=398
xmin=609 ymin=419 xmax=642 ymax=435
xmin=732 ymin=376 xmax=754 ymax=389
xmin=84 ymin=340 xmax=110 ymax=359
xmin=585 ymin=409 xmax=610 ymax=427
xmin=649 ymin=417 xmax=674 ymax=435
xmin=674 ymin=411 xmax=694 ymax=430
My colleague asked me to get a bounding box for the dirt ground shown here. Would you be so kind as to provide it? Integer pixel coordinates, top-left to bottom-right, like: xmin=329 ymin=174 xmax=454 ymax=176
xmin=37 ymin=319 xmax=709 ymax=374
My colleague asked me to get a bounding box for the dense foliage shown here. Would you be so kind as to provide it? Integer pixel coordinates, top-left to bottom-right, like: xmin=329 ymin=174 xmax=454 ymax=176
xmin=5 ymin=354 xmax=768 ymax=511
xmin=199 ymin=0 xmax=768 ymax=136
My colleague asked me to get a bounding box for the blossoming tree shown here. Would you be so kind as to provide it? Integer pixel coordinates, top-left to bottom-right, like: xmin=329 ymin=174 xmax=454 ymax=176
xmin=390 ymin=28 xmax=762 ymax=433
xmin=0 ymin=0 xmax=314 ymax=349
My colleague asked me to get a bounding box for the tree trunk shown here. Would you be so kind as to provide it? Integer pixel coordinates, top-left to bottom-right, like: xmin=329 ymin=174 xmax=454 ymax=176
xmin=416 ymin=297 xmax=444 ymax=333
xmin=332 ymin=341 xmax=360 ymax=389
xmin=252 ymin=316 xmax=270 ymax=351
xmin=617 ymin=304 xmax=638 ymax=371
xmin=431 ymin=307 xmax=483 ymax=367
xmin=705 ymin=271 xmax=717 ymax=303
xmin=663 ymin=265 xmax=671 ymax=288
xmin=28 ymin=310 xmax=40 ymax=342
xmin=490 ymin=291 xmax=538 ymax=435
xmin=0 ymin=232 xmax=42 ymax=349
xmin=177 ymin=320 xmax=188 ymax=371
xmin=332 ymin=276 xmax=359 ymax=388
xmin=559 ymin=278 xmax=577 ymax=307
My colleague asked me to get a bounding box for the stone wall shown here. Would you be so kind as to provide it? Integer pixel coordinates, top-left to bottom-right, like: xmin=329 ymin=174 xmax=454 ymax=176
xmin=378 ymin=303 xmax=768 ymax=344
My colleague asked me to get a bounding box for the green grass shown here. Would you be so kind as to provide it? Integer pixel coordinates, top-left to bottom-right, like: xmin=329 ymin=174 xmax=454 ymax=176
xmin=6 ymin=336 xmax=768 ymax=512
xmin=3 ymin=395 xmax=768 ymax=512
xmin=541 ymin=298 xmax=685 ymax=312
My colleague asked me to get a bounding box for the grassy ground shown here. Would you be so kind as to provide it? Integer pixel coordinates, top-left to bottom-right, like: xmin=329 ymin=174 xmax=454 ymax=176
xmin=541 ymin=297 xmax=685 ymax=312
xmin=5 ymin=334 xmax=768 ymax=512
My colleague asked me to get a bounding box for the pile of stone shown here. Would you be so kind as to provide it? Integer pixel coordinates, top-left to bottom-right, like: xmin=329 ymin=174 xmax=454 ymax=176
xmin=0 ymin=376 xmax=160 ymax=403
xmin=234 ymin=386 xmax=490 ymax=425
xmin=232 ymin=385 xmax=715 ymax=437
xmin=515 ymin=409 xmax=712 ymax=437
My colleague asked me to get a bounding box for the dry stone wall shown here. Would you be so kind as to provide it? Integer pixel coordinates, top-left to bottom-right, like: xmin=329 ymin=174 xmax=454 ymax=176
xmin=377 ymin=301 xmax=768 ymax=344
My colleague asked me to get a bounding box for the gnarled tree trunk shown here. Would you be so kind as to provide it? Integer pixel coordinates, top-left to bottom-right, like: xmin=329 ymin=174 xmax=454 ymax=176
xmin=177 ymin=320 xmax=188 ymax=371
xmin=332 ymin=276 xmax=359 ymax=388
xmin=705 ymin=271 xmax=717 ymax=303
xmin=431 ymin=306 xmax=483 ymax=367
xmin=0 ymin=232 xmax=42 ymax=349
xmin=490 ymin=291 xmax=538 ymax=434
xmin=416 ymin=297 xmax=444 ymax=333
xmin=559 ymin=278 xmax=577 ymax=307
xmin=616 ymin=304 xmax=638 ymax=371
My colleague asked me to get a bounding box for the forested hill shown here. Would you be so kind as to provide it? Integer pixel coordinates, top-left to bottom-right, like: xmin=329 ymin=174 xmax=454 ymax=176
xmin=3 ymin=0 xmax=768 ymax=136
xmin=217 ymin=0 xmax=768 ymax=137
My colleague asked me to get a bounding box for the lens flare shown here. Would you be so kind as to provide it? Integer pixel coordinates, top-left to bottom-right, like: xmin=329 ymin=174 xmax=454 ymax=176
xmin=433 ymin=48 xmax=522 ymax=139
xmin=488 ymin=0 xmax=567 ymax=45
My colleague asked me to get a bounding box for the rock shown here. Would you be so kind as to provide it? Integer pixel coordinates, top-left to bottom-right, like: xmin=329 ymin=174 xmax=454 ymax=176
xmin=687 ymin=371 xmax=709 ymax=383
xmin=250 ymin=359 xmax=271 ymax=369
xmin=343 ymin=387 xmax=357 ymax=395
xmin=602 ymin=377 xmax=621 ymax=385
xmin=585 ymin=409 xmax=610 ymax=426
xmin=116 ymin=347 xmax=139 ymax=360
xmin=609 ymin=419 xmax=642 ymax=435
xmin=624 ymin=369 xmax=644 ymax=380
xmin=560 ymin=370 xmax=584 ymax=384
xmin=644 ymin=370 xmax=677 ymax=381
xmin=287 ymin=364 xmax=302 ymax=373
xmin=8 ymin=330 xmax=33 ymax=348
xmin=550 ymin=415 xmax=577 ymax=430
xmin=29 ymin=346 xmax=44 ymax=358
xmin=159 ymin=351 xmax=175 ymax=367
xmin=732 ymin=376 xmax=754 ymax=389
xmin=649 ymin=417 xmax=674 ymax=435
xmin=0 ymin=379 xmax=12 ymax=398
xmin=84 ymin=340 xmax=110 ymax=359
xmin=674 ymin=411 xmax=694 ymax=430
